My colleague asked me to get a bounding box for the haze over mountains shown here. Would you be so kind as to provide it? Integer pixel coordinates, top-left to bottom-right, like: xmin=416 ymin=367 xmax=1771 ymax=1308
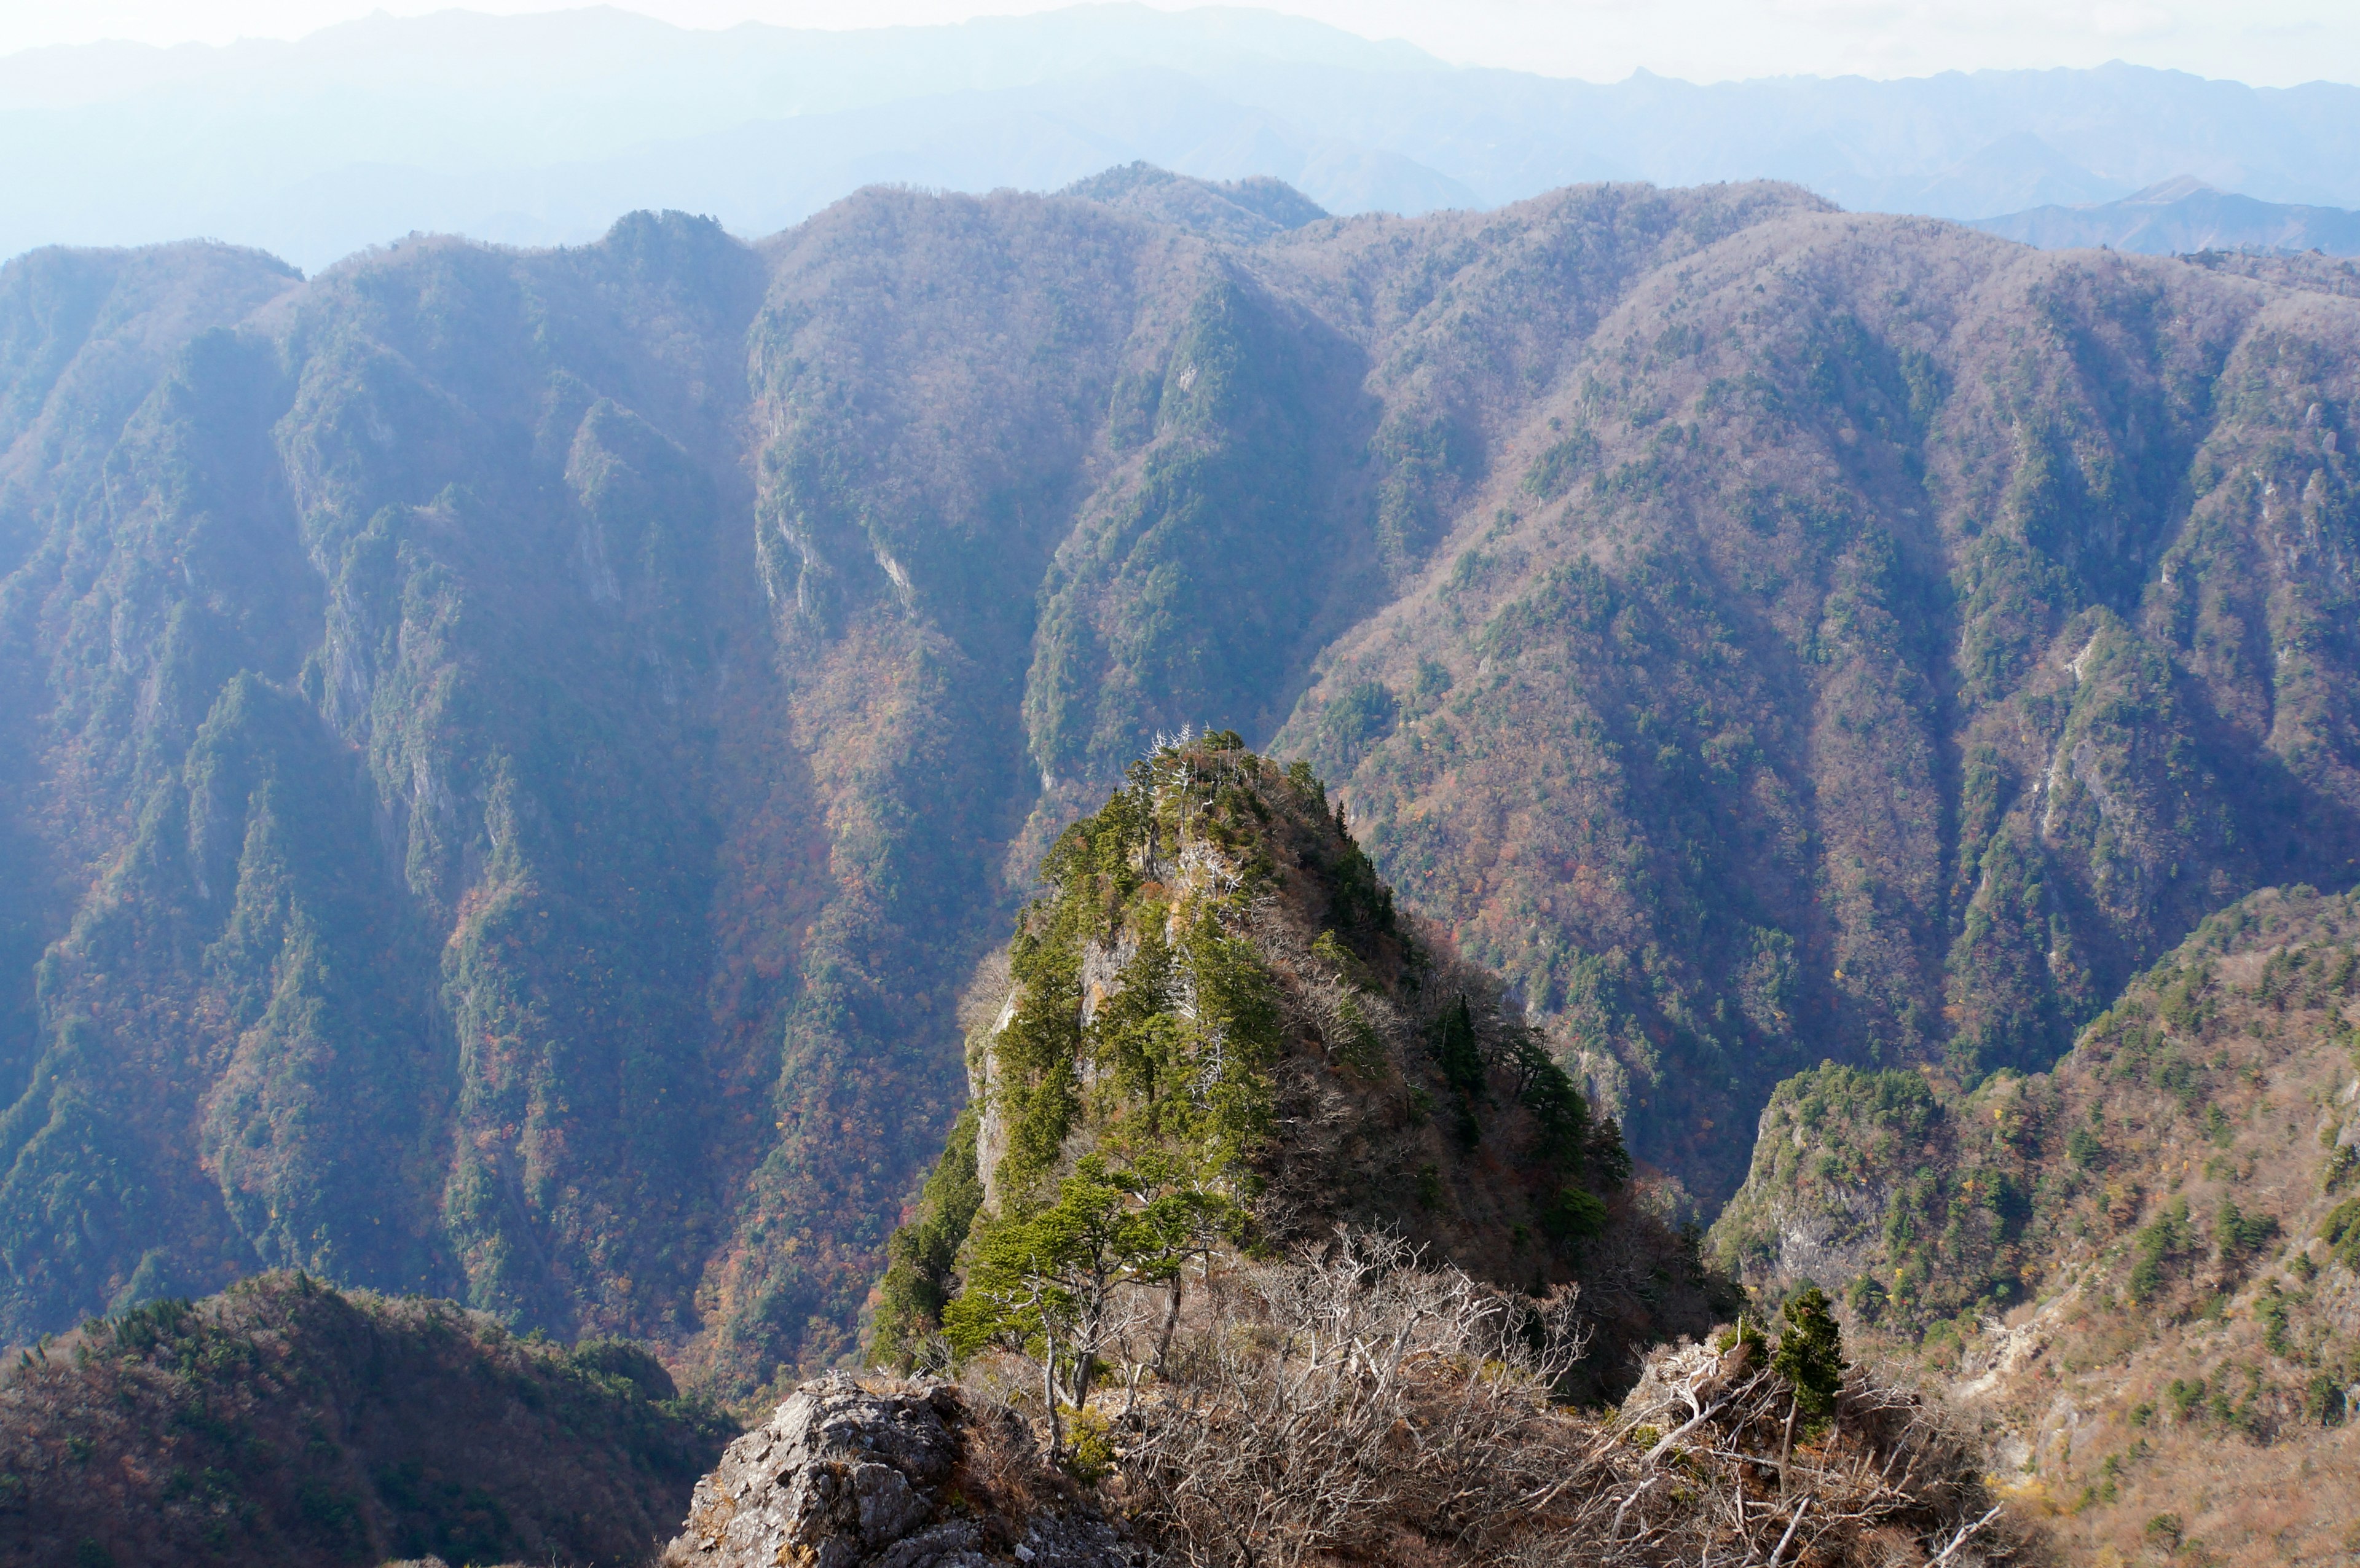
xmin=10 ymin=3 xmax=2360 ymax=270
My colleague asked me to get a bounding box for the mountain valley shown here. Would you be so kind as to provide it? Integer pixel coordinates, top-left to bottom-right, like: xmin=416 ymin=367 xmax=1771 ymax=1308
xmin=4 ymin=159 xmax=2360 ymax=1563
xmin=5 ymin=165 xmax=2360 ymax=1397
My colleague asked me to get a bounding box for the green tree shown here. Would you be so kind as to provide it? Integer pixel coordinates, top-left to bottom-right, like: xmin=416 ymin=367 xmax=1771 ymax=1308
xmin=1509 ymin=1030 xmax=1590 ymax=1166
xmin=2320 ymin=1195 xmax=2360 ymax=1271
xmin=2212 ymin=1201 xmax=2276 ymax=1265
xmin=1436 ymin=994 xmax=1484 ymax=1148
xmin=944 ymin=1155 xmax=1235 ymax=1456
xmin=870 ymin=1106 xmax=985 ymax=1369
xmin=2129 ymin=1198 xmax=2193 ymax=1301
xmin=1770 ymin=1285 xmax=1844 ymax=1419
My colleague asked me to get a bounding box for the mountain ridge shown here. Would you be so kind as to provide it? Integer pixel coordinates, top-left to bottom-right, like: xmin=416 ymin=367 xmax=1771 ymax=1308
xmin=0 ymin=1271 xmax=736 ymax=1566
xmin=4 ymin=171 xmax=2360 ymax=1394
xmin=11 ymin=7 xmax=2360 ymax=269
xmin=1711 ymin=884 xmax=2360 ymax=1565
xmin=1973 ymin=176 xmax=2360 ymax=257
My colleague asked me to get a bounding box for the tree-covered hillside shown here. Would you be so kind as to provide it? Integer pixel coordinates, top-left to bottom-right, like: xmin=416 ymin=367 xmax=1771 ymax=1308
xmin=0 ymin=1272 xmax=733 ymax=1567
xmin=1280 ymin=213 xmax=2360 ymax=1199
xmin=3 ymin=172 xmax=2358 ymax=1390
xmin=1712 ymin=887 xmax=2360 ymax=1565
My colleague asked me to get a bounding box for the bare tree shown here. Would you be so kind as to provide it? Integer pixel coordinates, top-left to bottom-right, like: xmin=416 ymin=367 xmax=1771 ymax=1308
xmin=1044 ymin=1229 xmax=2032 ymax=1567
xmin=1109 ymin=1230 xmax=1590 ymax=1567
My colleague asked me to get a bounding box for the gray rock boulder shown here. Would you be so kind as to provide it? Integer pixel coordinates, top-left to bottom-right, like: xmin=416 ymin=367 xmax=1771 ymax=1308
xmin=661 ymin=1374 xmax=1146 ymax=1568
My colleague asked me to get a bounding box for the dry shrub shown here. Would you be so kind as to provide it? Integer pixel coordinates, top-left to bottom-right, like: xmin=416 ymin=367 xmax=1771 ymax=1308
xmin=948 ymin=1388 xmax=1076 ymax=1541
xmin=1107 ymin=1231 xmax=1589 ymax=1566
xmin=1085 ymin=1231 xmax=2035 ymax=1567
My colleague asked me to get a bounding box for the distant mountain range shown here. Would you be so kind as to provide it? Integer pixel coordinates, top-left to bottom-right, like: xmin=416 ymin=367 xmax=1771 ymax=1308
xmin=1974 ymin=176 xmax=2360 ymax=256
xmin=7 ymin=3 xmax=2360 ymax=270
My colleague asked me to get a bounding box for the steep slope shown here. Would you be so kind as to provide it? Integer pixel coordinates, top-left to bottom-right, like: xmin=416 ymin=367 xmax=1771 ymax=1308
xmin=872 ymin=735 xmax=1725 ymax=1387
xmin=0 ymin=240 xmax=305 ymax=1084
xmin=1713 ymin=885 xmax=2360 ymax=1565
xmin=1279 ymin=214 xmax=2360 ymax=1201
xmin=711 ymin=178 xmax=1814 ymax=1381
xmin=0 ymin=1272 xmax=733 ymax=1567
xmin=0 ymin=214 xmax=811 ymax=1382
xmin=0 ymin=181 xmax=1802 ymax=1387
xmin=6 ymin=176 xmax=2360 ymax=1389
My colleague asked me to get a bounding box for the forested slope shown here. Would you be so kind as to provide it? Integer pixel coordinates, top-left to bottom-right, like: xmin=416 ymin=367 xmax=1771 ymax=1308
xmin=1713 ymin=886 xmax=2360 ymax=1565
xmin=2 ymin=170 xmax=2357 ymax=1390
xmin=0 ymin=1273 xmax=732 ymax=1567
xmin=1279 ymin=213 xmax=2360 ymax=1197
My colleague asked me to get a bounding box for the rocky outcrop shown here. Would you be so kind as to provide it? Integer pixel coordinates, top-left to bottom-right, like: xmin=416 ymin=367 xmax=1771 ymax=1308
xmin=661 ymin=1375 xmax=1147 ymax=1568
xmin=872 ymin=739 xmax=1729 ymax=1389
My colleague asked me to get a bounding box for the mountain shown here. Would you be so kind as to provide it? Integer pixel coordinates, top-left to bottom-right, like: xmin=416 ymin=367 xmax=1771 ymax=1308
xmin=4 ymin=172 xmax=2360 ymax=1393
xmin=14 ymin=7 xmax=2360 ymax=267
xmin=1858 ymin=130 xmax=2132 ymax=221
xmin=0 ymin=1272 xmax=734 ymax=1566
xmin=871 ymin=733 xmax=1726 ymax=1392
xmin=1271 ymin=208 xmax=2360 ymax=1205
xmin=0 ymin=5 xmax=1468 ymax=269
xmin=1974 ymin=176 xmax=2360 ymax=257
xmin=1712 ymin=886 xmax=2360 ymax=1566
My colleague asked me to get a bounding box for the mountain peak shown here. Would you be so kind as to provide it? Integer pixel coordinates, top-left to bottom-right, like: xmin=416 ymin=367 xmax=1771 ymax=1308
xmin=871 ymin=735 xmax=1726 ymax=1389
xmin=1060 ymin=162 xmax=1328 ymax=241
xmin=2126 ymin=173 xmax=2218 ymax=203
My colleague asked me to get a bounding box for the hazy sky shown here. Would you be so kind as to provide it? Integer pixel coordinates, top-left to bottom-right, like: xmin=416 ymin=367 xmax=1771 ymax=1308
xmin=1 ymin=0 xmax=2353 ymax=87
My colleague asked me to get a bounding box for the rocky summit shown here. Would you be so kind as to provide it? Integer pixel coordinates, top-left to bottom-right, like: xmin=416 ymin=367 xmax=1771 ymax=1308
xmin=662 ymin=1375 xmax=1143 ymax=1568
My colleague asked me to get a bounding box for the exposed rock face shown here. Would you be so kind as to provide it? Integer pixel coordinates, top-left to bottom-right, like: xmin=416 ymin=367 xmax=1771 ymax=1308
xmin=662 ymin=1375 xmax=1145 ymax=1568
